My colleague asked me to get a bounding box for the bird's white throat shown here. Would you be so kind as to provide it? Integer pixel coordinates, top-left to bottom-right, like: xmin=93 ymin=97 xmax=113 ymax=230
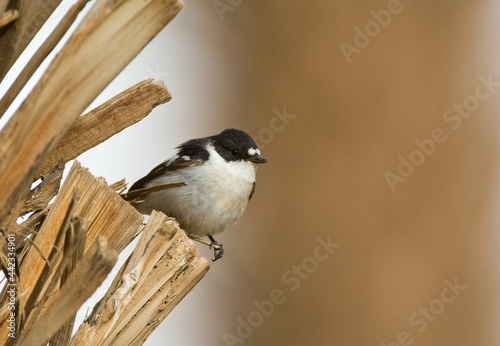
xmin=206 ymin=144 xmax=257 ymax=184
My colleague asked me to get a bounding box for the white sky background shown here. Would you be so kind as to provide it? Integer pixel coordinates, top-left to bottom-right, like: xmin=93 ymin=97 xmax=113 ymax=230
xmin=0 ymin=1 xmax=249 ymax=344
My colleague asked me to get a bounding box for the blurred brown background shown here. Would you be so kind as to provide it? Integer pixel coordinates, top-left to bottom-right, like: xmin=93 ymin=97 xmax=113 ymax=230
xmin=85 ymin=1 xmax=500 ymax=345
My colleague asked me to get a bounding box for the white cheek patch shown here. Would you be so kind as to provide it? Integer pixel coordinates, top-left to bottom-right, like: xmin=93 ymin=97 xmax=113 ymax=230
xmin=248 ymin=148 xmax=260 ymax=156
xmin=182 ymin=155 xmax=191 ymax=161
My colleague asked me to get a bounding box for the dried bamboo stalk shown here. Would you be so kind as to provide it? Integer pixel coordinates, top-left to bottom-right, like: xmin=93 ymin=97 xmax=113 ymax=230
xmin=36 ymin=79 xmax=172 ymax=178
xmin=81 ymin=211 xmax=170 ymax=326
xmin=117 ymin=257 xmax=208 ymax=345
xmin=70 ymin=211 xmax=210 ymax=346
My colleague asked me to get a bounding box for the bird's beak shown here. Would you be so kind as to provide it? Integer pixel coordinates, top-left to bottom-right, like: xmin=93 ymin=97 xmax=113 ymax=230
xmin=250 ymin=155 xmax=268 ymax=164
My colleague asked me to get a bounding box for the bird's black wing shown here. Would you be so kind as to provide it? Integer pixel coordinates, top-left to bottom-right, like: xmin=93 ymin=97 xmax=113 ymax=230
xmin=130 ymin=136 xmax=211 ymax=191
xmin=129 ymin=157 xmax=205 ymax=191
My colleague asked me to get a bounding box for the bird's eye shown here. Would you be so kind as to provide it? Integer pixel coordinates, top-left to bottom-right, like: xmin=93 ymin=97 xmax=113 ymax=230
xmin=231 ymin=150 xmax=239 ymax=156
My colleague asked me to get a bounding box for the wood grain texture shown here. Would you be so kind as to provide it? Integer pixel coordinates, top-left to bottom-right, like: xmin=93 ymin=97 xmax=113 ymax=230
xmin=71 ymin=211 xmax=210 ymax=346
xmin=17 ymin=237 xmax=117 ymax=346
xmin=0 ymin=161 xmax=144 ymax=345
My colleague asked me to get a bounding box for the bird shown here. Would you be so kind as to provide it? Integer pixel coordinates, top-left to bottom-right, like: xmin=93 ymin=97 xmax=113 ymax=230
xmin=128 ymin=128 xmax=267 ymax=261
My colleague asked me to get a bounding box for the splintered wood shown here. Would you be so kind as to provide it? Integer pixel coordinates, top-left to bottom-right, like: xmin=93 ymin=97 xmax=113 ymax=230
xmin=0 ymin=162 xmax=209 ymax=345
xmin=18 ymin=238 xmax=118 ymax=346
xmin=71 ymin=211 xmax=209 ymax=346
xmin=0 ymin=161 xmax=140 ymax=345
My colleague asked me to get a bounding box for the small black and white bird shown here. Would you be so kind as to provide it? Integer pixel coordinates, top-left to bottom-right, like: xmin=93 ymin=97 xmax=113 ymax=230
xmin=128 ymin=128 xmax=267 ymax=261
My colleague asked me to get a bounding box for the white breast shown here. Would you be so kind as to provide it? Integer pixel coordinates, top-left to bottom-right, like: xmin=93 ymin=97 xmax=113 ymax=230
xmin=134 ymin=144 xmax=257 ymax=237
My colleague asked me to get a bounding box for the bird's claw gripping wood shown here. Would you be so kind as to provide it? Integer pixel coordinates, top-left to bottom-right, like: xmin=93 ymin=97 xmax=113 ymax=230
xmin=208 ymin=235 xmax=224 ymax=261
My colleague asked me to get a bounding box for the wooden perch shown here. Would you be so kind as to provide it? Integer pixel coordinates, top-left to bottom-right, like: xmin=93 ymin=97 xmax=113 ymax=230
xmin=0 ymin=0 xmax=183 ymax=229
xmin=71 ymin=211 xmax=210 ymax=346
xmin=41 ymin=161 xmax=143 ymax=258
xmin=36 ymin=79 xmax=172 ymax=178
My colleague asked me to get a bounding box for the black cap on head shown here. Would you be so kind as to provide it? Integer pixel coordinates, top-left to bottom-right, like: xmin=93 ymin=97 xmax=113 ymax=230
xmin=214 ymin=128 xmax=268 ymax=163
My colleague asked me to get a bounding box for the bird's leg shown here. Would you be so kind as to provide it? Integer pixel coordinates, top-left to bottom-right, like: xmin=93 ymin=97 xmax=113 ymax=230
xmin=187 ymin=235 xmax=224 ymax=261
xmin=208 ymin=235 xmax=224 ymax=261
